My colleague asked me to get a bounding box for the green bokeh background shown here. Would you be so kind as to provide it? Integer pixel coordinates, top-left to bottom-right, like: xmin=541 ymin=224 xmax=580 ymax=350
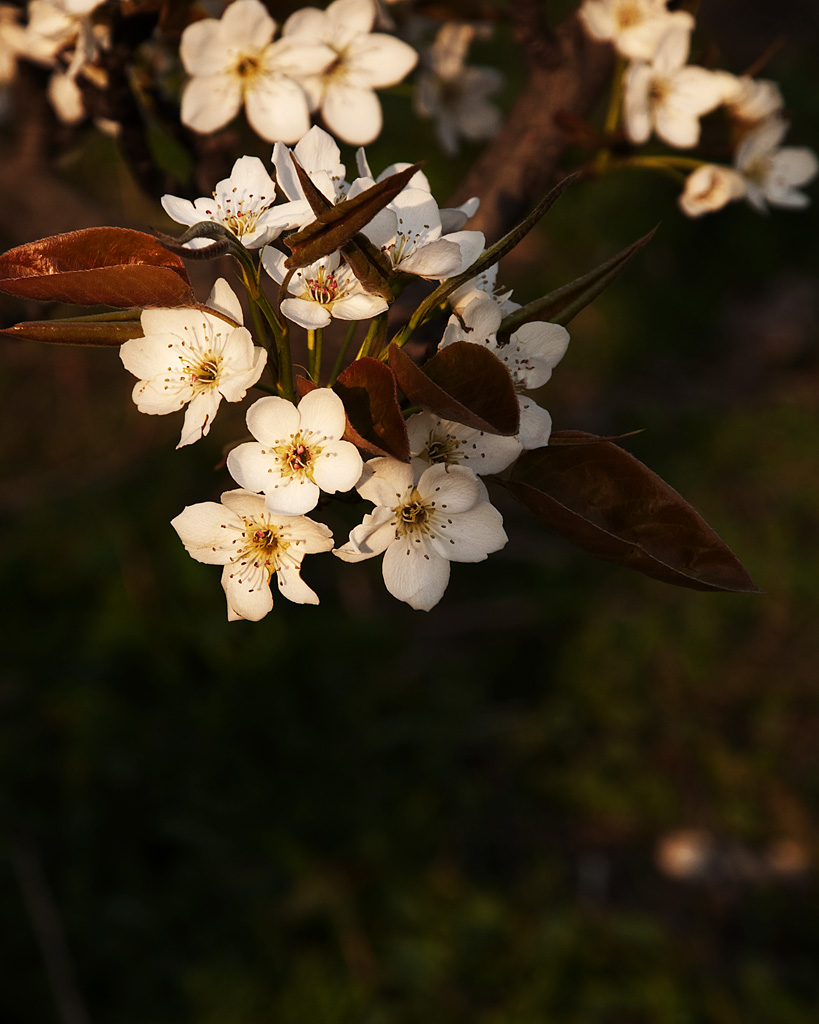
xmin=2 ymin=3 xmax=819 ymax=1021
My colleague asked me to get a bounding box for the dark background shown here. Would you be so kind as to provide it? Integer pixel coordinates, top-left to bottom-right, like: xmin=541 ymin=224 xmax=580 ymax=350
xmin=2 ymin=2 xmax=819 ymax=1021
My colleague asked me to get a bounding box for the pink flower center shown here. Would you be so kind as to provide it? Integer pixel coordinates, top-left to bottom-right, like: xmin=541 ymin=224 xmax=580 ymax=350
xmin=306 ymin=267 xmax=339 ymax=306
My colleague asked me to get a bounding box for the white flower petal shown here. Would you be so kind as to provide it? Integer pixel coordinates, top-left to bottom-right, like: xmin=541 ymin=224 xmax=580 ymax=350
xmin=325 ymin=0 xmax=376 ymax=46
xmin=321 ymin=82 xmax=382 ymax=145
xmin=220 ymin=0 xmax=277 ymax=50
xmin=400 ymin=237 xmax=466 ymax=279
xmin=381 ymin=535 xmax=450 ymax=610
xmin=181 ymin=74 xmax=242 ymax=134
xmin=227 ymin=441 xmax=280 ymax=493
xmin=311 ymin=440 xmax=364 ymax=494
xmin=220 ymin=489 xmax=269 ymax=518
xmin=416 ymin=463 xmax=482 ymax=514
xmin=517 ymin=397 xmax=553 ymax=450
xmin=276 ymin=565 xmax=320 ymax=605
xmin=178 ymin=389 xmax=222 ymax=448
xmin=246 ymin=394 xmax=301 ymax=445
xmin=264 ymin=477 xmax=321 ymax=516
xmin=205 ymin=278 xmax=244 ymax=324
xmin=298 ymin=387 xmax=347 ymax=438
xmin=356 ymin=457 xmax=414 ymax=505
xmin=429 ymin=502 xmax=507 ymax=563
xmin=171 ymin=501 xmax=240 ymax=565
xmin=623 ymin=62 xmax=653 ymax=144
xmin=222 ymin=562 xmax=274 ymax=621
xmin=345 ymin=32 xmax=417 ymax=88
xmin=245 ymin=75 xmax=312 ymax=143
xmin=280 ymin=296 xmax=333 ymax=329
xmin=330 ymin=291 xmax=389 ymax=320
xmin=336 ymin=507 xmax=397 ymax=562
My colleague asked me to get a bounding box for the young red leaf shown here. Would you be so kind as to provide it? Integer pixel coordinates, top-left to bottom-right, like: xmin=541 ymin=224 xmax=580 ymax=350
xmin=504 ymin=433 xmax=761 ymax=593
xmin=389 ymin=342 xmax=519 ymax=436
xmin=0 ymin=227 xmax=195 ymax=308
xmin=333 ymin=358 xmax=410 ymax=461
xmin=284 ymin=162 xmax=423 ymax=270
xmin=284 ymin=155 xmax=397 ymax=301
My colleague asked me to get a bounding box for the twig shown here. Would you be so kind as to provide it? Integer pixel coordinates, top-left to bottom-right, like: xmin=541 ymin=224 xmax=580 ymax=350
xmin=9 ymin=836 xmax=93 ymax=1024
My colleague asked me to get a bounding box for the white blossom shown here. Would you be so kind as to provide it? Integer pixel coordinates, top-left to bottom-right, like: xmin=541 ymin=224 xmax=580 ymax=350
xmin=358 ymin=185 xmax=484 ymax=280
xmin=413 ymin=21 xmax=503 ymax=156
xmin=354 ymin=146 xmax=478 ymax=232
xmin=261 ymin=247 xmax=389 ymax=329
xmin=623 ymin=20 xmax=729 ymax=148
xmin=722 ymin=75 xmax=784 ymax=127
xmin=18 ymin=0 xmax=106 ymax=65
xmin=441 ymin=292 xmax=570 ymax=450
xmin=227 ymin=388 xmax=364 ymax=516
xmin=334 ymin=458 xmax=507 ymax=611
xmin=271 ymin=125 xmax=351 ymax=205
xmin=448 ymin=262 xmax=515 ymax=317
xmin=407 ymin=410 xmax=521 ymax=478
xmin=678 ymin=164 xmax=745 ymax=218
xmin=282 ymin=0 xmax=418 ymax=145
xmin=172 ymin=489 xmax=334 ymax=621
xmin=119 ymin=279 xmax=266 ymax=449
xmin=579 ymin=0 xmax=693 ymax=62
xmin=17 ymin=0 xmax=109 ymax=123
xmin=734 ymin=117 xmax=818 ymax=212
xmin=161 ymin=155 xmax=309 ymax=250
xmin=179 ymin=0 xmax=334 ymax=143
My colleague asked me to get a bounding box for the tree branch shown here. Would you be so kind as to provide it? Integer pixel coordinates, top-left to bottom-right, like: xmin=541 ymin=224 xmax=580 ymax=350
xmin=449 ymin=13 xmax=613 ymax=243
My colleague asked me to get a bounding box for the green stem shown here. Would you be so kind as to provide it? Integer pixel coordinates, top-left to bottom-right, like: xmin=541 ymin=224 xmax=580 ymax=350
xmin=240 ymin=266 xmax=276 ymax=372
xmin=370 ymin=315 xmax=389 ymax=360
xmin=595 ymin=56 xmax=627 ymax=175
xmin=625 ymin=155 xmax=705 ymax=171
xmin=356 ymin=316 xmax=382 ymax=360
xmin=307 ymin=328 xmax=324 ymax=382
xmin=328 ymin=321 xmax=359 ymax=386
xmin=256 ymin=288 xmax=293 ymax=401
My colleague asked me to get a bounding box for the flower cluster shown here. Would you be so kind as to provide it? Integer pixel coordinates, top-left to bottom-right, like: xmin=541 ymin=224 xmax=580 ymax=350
xmin=128 ymin=120 xmax=568 ymax=618
xmin=0 ymin=1 xmax=772 ymax=625
xmin=2 ymin=0 xmax=109 ymax=123
xmin=179 ymin=0 xmax=417 ymax=145
xmin=413 ymin=20 xmax=503 ymax=156
xmin=579 ymin=0 xmax=818 ymax=215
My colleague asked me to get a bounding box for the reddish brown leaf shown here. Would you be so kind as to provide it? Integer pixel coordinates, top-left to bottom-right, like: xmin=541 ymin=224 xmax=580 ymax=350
xmin=0 ymin=312 xmax=144 ymax=347
xmin=284 ymin=162 xmax=422 ymax=270
xmin=504 ymin=433 xmax=761 ymax=593
xmin=333 ymin=358 xmax=410 ymax=461
xmin=296 ymin=364 xmax=410 ymax=461
xmin=284 ymin=156 xmax=397 ymax=301
xmin=389 ymin=342 xmax=519 ymax=436
xmin=0 ymin=227 xmax=195 ymax=308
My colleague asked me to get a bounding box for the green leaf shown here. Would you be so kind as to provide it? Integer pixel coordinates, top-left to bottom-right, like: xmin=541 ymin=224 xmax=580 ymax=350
xmin=333 ymin=358 xmax=410 ymax=461
xmin=503 ymin=431 xmax=761 ymax=593
xmin=500 ymin=226 xmax=658 ymax=335
xmin=394 ymin=174 xmax=579 ymax=345
xmin=284 ymin=160 xmax=423 ymax=271
xmin=389 ymin=342 xmax=519 ymax=436
xmin=0 ymin=227 xmax=195 ymax=308
xmin=0 ymin=309 xmax=144 ymax=346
